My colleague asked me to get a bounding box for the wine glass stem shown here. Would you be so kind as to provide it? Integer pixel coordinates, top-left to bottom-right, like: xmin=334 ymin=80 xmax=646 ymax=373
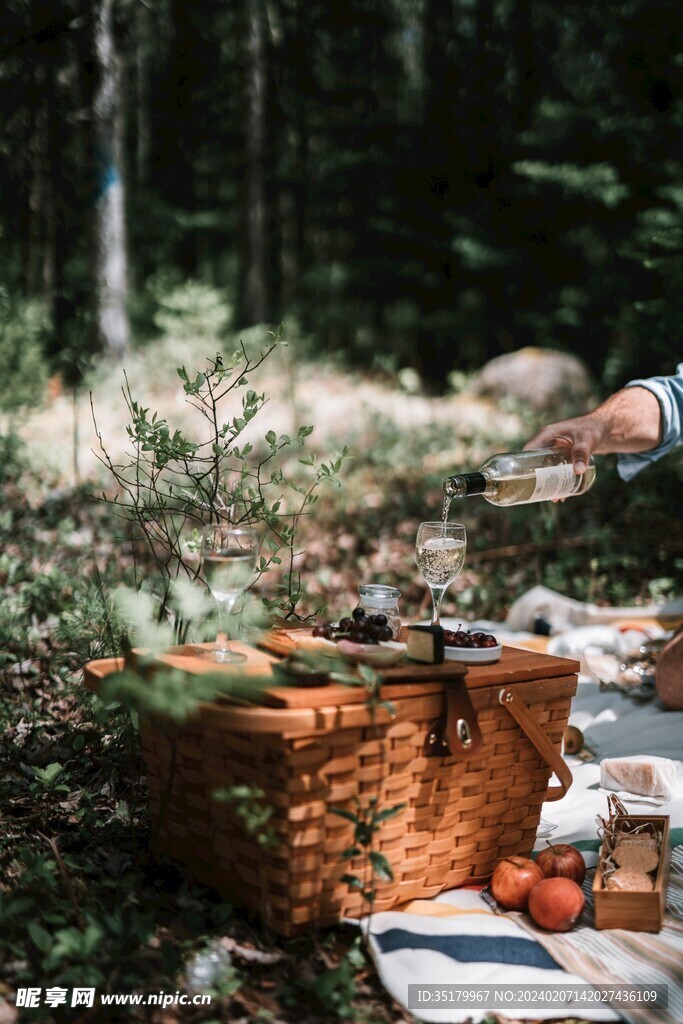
xmin=429 ymin=586 xmax=446 ymax=626
xmin=215 ymin=596 xmax=236 ymax=659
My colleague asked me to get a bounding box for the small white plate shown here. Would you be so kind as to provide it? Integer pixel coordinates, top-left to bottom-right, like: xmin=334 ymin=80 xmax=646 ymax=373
xmin=444 ymin=643 xmax=503 ymax=664
xmin=336 ymin=639 xmax=405 ymax=667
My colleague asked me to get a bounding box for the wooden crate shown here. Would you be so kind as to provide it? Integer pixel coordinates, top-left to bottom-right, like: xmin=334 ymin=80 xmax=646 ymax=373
xmin=593 ymin=815 xmax=671 ymax=932
xmin=84 ymin=643 xmax=579 ymax=935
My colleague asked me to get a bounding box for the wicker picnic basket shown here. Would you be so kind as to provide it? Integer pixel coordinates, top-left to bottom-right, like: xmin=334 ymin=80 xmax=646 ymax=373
xmin=84 ymin=642 xmax=578 ymax=936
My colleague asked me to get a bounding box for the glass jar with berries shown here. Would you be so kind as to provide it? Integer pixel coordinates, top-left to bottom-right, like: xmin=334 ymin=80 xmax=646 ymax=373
xmin=354 ymin=584 xmax=401 ymax=640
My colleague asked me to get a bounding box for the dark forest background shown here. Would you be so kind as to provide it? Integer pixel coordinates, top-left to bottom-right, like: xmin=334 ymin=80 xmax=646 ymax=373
xmin=1 ymin=0 xmax=682 ymax=398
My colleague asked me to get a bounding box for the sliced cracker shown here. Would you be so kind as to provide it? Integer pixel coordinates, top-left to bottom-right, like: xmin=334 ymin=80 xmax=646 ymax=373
xmin=612 ymin=843 xmax=659 ymax=872
xmin=605 ymin=868 xmax=654 ymax=892
xmin=614 ymin=831 xmax=658 ymax=848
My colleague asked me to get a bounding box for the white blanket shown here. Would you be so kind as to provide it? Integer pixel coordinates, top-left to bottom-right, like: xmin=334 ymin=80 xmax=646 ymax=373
xmin=540 ymin=626 xmax=683 ymax=841
xmin=367 ymin=617 xmax=683 ymax=1024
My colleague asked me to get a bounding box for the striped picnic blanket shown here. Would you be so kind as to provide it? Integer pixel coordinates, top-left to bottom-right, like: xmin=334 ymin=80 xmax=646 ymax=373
xmin=367 ymin=845 xmax=683 ymax=1023
xmin=366 ymin=879 xmax=618 ymax=1022
xmin=513 ymin=843 xmax=683 ymax=1024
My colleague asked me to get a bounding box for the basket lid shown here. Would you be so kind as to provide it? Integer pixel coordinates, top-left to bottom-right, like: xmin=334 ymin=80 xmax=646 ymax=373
xmin=106 ymin=638 xmax=579 ymax=710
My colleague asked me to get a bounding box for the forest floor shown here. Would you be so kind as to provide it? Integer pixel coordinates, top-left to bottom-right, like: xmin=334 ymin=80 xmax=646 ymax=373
xmin=2 ymin=332 xmax=677 ymax=1023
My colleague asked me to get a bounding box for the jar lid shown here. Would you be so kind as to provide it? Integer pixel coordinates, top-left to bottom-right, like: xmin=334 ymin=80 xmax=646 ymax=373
xmin=358 ymin=583 xmax=401 ymax=607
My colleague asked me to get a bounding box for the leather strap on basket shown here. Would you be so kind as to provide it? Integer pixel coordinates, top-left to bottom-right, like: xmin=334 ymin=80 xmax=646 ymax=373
xmin=427 ymin=678 xmax=483 ymax=758
xmin=498 ymin=687 xmax=572 ymax=801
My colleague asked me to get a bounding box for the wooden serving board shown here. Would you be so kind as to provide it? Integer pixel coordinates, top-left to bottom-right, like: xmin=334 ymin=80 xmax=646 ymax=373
xmin=125 ymin=637 xmax=579 ymax=710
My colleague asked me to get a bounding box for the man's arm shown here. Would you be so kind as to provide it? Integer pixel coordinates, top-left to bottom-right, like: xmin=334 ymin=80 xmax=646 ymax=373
xmin=524 ymin=386 xmax=663 ymax=474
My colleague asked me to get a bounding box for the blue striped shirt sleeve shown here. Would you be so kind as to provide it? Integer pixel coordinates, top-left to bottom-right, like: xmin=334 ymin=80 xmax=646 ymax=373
xmin=616 ymin=362 xmax=683 ymax=480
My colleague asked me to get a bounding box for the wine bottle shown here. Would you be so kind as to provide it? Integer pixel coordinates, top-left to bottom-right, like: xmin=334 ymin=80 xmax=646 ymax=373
xmin=443 ymin=447 xmax=596 ymax=508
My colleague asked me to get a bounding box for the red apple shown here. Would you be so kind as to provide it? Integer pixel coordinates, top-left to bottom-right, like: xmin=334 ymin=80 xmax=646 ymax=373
xmin=490 ymin=856 xmax=544 ymax=911
xmin=535 ymin=841 xmax=586 ymax=886
xmin=528 ymin=877 xmax=585 ymax=931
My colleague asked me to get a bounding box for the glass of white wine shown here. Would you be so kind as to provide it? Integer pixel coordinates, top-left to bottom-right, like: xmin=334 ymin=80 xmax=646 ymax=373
xmin=415 ymin=521 xmax=467 ymax=626
xmin=200 ymin=524 xmax=259 ymax=663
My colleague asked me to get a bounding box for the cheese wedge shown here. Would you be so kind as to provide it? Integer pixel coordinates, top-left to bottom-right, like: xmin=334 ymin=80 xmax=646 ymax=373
xmin=406 ymin=624 xmax=445 ymax=664
xmin=600 ymin=755 xmax=678 ymax=800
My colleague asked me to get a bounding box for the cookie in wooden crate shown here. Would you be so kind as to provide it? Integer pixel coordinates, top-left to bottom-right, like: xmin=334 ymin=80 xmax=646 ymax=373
xmin=593 ymin=806 xmax=670 ymax=932
xmin=606 ymin=868 xmax=655 ymax=892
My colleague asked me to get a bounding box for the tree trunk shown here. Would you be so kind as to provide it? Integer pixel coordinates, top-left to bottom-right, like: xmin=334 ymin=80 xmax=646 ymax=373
xmin=135 ymin=0 xmax=152 ymax=184
xmin=91 ymin=0 xmax=130 ymax=360
xmin=415 ymin=0 xmax=460 ymax=386
xmin=422 ymin=0 xmax=455 ymax=155
xmin=241 ymin=0 xmax=270 ymax=325
xmin=44 ymin=54 xmax=69 ymax=360
xmin=25 ymin=63 xmax=48 ymax=299
xmin=280 ymin=0 xmax=309 ymax=309
xmin=514 ymin=0 xmax=537 ymax=125
xmin=165 ymin=0 xmax=198 ymax=274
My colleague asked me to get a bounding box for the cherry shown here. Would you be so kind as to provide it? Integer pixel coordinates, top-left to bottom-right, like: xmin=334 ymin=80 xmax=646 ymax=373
xmin=444 ymin=627 xmax=498 ymax=649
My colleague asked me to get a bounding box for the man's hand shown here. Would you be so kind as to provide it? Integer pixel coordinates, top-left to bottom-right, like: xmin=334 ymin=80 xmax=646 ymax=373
xmin=523 ymin=412 xmax=606 ymax=474
xmin=524 ymin=387 xmax=662 ymax=473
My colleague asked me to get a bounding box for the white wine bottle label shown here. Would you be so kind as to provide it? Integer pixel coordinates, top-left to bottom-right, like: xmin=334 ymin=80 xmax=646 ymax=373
xmin=529 ymin=463 xmax=578 ymax=501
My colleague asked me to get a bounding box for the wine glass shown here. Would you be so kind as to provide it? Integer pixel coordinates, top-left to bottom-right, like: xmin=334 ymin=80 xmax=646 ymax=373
xmin=200 ymin=524 xmax=259 ymax=663
xmin=415 ymin=521 xmax=467 ymax=626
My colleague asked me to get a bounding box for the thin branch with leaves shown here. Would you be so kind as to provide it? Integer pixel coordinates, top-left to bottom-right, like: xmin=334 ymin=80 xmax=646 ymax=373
xmin=91 ymin=325 xmax=350 ymax=625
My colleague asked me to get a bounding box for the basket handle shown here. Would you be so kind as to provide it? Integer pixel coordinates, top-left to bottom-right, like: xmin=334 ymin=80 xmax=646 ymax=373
xmin=498 ymin=687 xmax=572 ymax=802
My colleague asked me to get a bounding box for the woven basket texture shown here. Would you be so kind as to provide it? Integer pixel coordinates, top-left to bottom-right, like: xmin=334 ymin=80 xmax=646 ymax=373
xmin=140 ymin=676 xmax=574 ymax=935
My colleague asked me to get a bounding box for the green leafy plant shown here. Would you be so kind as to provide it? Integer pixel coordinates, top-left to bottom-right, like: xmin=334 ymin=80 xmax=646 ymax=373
xmin=0 ymin=286 xmax=49 ymax=422
xmin=332 ymin=797 xmax=406 ymax=915
xmin=326 ymin=662 xmax=405 ymax=926
xmin=342 ymin=663 xmax=397 ymax=719
xmin=151 ymin=277 xmax=232 ymax=340
xmin=0 ymin=432 xmax=28 ymax=486
xmin=100 ymin=665 xmax=277 ymax=722
xmin=310 ymin=953 xmax=358 ymax=1019
xmin=30 ymin=763 xmax=68 ymax=797
xmin=93 ymin=324 xmax=350 ymax=625
xmin=212 ymin=784 xmax=277 ymax=850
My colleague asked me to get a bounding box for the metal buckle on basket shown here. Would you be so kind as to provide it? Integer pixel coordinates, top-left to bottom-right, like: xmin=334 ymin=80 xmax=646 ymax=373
xmin=427 ymin=717 xmax=450 ymax=756
xmin=456 ymin=718 xmax=472 ymax=748
xmin=426 ymin=715 xmax=474 ymax=757
xmin=427 ymin=680 xmax=483 ymax=758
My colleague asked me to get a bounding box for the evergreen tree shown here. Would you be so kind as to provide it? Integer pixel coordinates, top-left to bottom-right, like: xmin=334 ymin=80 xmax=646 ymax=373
xmin=0 ymin=0 xmax=681 ymax=383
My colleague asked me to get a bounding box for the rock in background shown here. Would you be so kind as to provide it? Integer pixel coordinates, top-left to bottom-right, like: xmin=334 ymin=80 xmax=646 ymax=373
xmin=468 ymin=346 xmax=597 ymax=417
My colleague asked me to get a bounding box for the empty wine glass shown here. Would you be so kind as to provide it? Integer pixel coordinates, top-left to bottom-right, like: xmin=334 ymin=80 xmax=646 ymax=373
xmin=415 ymin=521 xmax=467 ymax=626
xmin=200 ymin=524 xmax=259 ymax=663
